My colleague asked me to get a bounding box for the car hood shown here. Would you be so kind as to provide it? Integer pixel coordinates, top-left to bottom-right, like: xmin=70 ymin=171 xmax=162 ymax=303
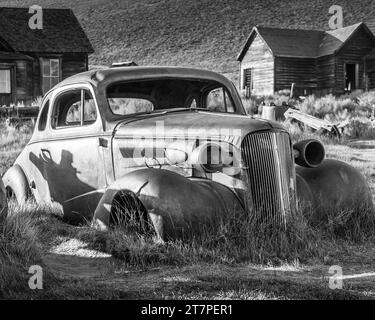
xmin=114 ymin=110 xmax=285 ymax=144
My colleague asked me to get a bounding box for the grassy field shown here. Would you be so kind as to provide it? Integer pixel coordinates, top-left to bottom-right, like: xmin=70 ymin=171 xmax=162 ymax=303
xmin=0 ymin=120 xmax=375 ymax=300
xmin=1 ymin=0 xmax=375 ymax=82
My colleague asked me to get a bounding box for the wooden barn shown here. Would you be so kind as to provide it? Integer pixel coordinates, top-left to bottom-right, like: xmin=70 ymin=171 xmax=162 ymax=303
xmin=237 ymin=22 xmax=375 ymax=97
xmin=0 ymin=7 xmax=93 ymax=106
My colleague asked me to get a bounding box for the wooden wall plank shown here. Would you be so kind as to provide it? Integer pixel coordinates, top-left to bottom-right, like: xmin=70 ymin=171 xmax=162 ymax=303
xmin=274 ymin=57 xmax=317 ymax=93
xmin=335 ymin=26 xmax=375 ymax=94
xmin=239 ymin=34 xmax=274 ymax=96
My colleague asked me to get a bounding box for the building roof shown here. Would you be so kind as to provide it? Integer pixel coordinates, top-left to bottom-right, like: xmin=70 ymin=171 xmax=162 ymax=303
xmin=238 ymin=22 xmax=375 ymax=61
xmin=0 ymin=7 xmax=94 ymax=54
xmin=257 ymin=27 xmax=323 ymax=58
xmin=0 ymin=51 xmax=33 ymax=60
xmin=318 ymin=23 xmax=366 ymax=56
xmin=363 ymin=18 xmax=375 ymax=34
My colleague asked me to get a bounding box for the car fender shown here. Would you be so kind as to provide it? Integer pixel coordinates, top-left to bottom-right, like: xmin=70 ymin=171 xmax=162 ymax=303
xmin=2 ymin=164 xmax=33 ymax=204
xmin=296 ymin=159 xmax=374 ymax=222
xmin=0 ymin=176 xmax=7 ymax=223
xmin=93 ymin=168 xmax=245 ymax=240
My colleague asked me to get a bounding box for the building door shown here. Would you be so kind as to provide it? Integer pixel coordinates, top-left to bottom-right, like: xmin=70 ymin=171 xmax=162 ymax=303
xmin=345 ymin=63 xmax=359 ymax=91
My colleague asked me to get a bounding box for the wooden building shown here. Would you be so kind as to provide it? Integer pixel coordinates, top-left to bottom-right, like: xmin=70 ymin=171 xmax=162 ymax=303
xmin=0 ymin=7 xmax=93 ymax=106
xmin=237 ymin=23 xmax=375 ymax=96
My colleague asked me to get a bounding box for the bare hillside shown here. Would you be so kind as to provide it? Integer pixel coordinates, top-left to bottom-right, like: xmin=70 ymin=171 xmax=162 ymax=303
xmin=1 ymin=0 xmax=375 ymax=79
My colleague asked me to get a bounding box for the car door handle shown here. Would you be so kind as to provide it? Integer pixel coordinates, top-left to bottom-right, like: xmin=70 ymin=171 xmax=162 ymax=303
xmin=40 ymin=148 xmax=52 ymax=162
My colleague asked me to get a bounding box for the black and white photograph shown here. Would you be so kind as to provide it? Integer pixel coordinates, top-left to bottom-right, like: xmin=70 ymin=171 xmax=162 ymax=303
xmin=0 ymin=0 xmax=375 ymax=308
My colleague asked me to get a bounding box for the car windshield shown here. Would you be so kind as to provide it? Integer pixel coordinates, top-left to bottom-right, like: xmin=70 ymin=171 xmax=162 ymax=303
xmin=106 ymin=79 xmax=238 ymax=115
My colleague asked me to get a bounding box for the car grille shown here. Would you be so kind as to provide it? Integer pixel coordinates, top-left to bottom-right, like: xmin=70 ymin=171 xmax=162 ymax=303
xmin=241 ymin=131 xmax=296 ymax=227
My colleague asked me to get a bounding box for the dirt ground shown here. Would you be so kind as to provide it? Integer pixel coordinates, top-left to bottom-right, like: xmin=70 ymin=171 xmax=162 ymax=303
xmin=40 ymin=141 xmax=375 ymax=300
xmin=42 ymin=237 xmax=375 ymax=299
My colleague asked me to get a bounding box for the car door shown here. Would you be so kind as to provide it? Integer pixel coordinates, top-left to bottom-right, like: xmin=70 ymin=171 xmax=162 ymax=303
xmin=21 ymin=92 xmax=53 ymax=204
xmin=42 ymin=84 xmax=106 ymax=222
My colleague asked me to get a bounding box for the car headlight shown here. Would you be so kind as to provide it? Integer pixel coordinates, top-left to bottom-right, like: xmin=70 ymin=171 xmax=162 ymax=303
xmin=189 ymin=142 xmax=239 ymax=174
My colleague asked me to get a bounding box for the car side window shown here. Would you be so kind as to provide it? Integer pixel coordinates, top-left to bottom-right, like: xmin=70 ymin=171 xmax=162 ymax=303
xmin=52 ymin=88 xmax=97 ymax=129
xmin=38 ymin=94 xmax=51 ymax=131
xmin=206 ymin=87 xmax=235 ymax=113
xmin=83 ymin=90 xmax=97 ymax=124
xmin=225 ymin=90 xmax=235 ymax=113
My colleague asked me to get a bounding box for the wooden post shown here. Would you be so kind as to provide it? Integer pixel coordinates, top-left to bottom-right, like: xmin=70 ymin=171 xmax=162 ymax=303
xmin=290 ymin=83 xmax=295 ymax=98
xmin=364 ymin=58 xmax=368 ymax=91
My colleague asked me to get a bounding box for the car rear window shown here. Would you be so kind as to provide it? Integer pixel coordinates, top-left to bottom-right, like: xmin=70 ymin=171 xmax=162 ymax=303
xmin=108 ymin=97 xmax=154 ymax=115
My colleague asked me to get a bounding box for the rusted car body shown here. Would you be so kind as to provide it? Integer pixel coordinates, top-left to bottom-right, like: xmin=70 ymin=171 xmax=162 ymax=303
xmin=3 ymin=67 xmax=373 ymax=239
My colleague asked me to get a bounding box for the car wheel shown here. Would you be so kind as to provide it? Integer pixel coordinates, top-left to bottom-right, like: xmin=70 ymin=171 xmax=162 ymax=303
xmin=3 ymin=165 xmax=34 ymax=205
xmin=110 ymin=190 xmax=152 ymax=234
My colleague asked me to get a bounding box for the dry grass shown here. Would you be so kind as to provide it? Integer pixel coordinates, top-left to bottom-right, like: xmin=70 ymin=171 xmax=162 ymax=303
xmin=135 ymin=270 xmax=363 ymax=300
xmin=0 ymin=121 xmax=33 ymax=176
xmin=0 ymin=202 xmax=135 ymax=299
xmin=0 ymin=202 xmax=42 ymax=298
xmin=75 ymin=202 xmax=375 ymax=273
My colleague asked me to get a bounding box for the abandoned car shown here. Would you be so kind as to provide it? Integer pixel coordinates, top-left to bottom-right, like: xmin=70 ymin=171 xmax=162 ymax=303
xmin=3 ymin=66 xmax=373 ymax=239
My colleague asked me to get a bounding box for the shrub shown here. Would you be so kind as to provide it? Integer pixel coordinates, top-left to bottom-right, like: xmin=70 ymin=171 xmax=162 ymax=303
xmin=341 ymin=117 xmax=375 ymax=139
xmin=255 ymin=90 xmax=375 ymax=140
xmin=297 ymin=94 xmax=357 ymax=121
xmin=295 ymin=91 xmax=375 ymax=121
xmin=32 ymin=96 xmax=43 ymax=108
xmin=241 ymin=91 xmax=297 ymax=115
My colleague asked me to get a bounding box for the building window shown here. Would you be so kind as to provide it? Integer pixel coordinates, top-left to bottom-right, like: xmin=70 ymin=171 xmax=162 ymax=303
xmin=0 ymin=69 xmax=11 ymax=93
xmin=243 ymin=68 xmax=253 ymax=98
xmin=42 ymin=58 xmax=60 ymax=94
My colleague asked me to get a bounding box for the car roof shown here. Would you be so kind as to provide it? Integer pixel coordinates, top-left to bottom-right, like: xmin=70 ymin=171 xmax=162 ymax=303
xmin=55 ymin=66 xmax=233 ymax=88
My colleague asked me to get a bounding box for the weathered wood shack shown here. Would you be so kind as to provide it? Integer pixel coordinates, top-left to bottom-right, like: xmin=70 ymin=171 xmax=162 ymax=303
xmin=0 ymin=7 xmax=93 ymax=106
xmin=237 ymin=23 xmax=375 ymax=96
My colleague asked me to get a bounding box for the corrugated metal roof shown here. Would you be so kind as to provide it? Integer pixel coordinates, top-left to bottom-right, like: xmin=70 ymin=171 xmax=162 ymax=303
xmin=0 ymin=7 xmax=94 ymax=53
xmin=238 ymin=22 xmax=375 ymax=61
